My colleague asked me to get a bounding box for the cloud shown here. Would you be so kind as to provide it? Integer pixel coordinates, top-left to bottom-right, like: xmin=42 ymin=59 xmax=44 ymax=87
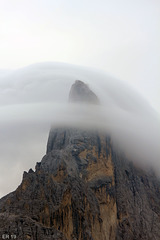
xmin=0 ymin=62 xmax=159 ymax=198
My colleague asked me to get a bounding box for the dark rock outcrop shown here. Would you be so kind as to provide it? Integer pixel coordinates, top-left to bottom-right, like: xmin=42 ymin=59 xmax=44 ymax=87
xmin=0 ymin=81 xmax=160 ymax=240
xmin=69 ymin=80 xmax=99 ymax=104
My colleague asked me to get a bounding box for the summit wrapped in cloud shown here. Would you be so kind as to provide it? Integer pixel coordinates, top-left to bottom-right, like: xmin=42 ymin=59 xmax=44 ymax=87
xmin=0 ymin=62 xmax=159 ymax=199
xmin=0 ymin=77 xmax=160 ymax=239
xmin=69 ymin=80 xmax=99 ymax=104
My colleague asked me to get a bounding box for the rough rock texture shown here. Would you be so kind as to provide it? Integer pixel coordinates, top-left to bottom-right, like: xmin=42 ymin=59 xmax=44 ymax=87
xmin=0 ymin=81 xmax=160 ymax=240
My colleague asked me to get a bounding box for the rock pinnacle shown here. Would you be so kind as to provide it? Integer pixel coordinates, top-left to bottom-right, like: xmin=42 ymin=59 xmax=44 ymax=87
xmin=69 ymin=80 xmax=99 ymax=104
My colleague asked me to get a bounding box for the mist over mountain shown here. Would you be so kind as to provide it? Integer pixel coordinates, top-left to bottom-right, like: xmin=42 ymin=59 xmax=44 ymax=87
xmin=0 ymin=77 xmax=160 ymax=240
xmin=0 ymin=62 xmax=159 ymax=198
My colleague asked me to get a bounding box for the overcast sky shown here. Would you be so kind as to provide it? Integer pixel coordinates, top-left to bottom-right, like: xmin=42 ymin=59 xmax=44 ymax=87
xmin=0 ymin=0 xmax=160 ymax=198
xmin=0 ymin=0 xmax=159 ymax=112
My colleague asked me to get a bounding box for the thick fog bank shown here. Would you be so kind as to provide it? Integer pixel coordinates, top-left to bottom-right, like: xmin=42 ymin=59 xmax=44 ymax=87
xmin=0 ymin=62 xmax=159 ymax=197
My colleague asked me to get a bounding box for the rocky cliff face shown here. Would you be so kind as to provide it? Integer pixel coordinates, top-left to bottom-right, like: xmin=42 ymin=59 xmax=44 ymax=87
xmin=0 ymin=81 xmax=160 ymax=240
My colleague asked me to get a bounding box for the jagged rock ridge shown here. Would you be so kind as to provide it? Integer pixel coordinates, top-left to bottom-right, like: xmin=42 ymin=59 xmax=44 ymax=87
xmin=0 ymin=81 xmax=160 ymax=240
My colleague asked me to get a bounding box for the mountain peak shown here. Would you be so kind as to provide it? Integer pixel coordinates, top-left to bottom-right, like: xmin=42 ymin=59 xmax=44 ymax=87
xmin=69 ymin=80 xmax=99 ymax=104
xmin=0 ymin=81 xmax=160 ymax=240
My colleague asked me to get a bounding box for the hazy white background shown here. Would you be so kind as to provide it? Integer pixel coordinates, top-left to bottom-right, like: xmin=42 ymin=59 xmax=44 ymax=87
xmin=0 ymin=0 xmax=160 ymax=112
xmin=0 ymin=0 xmax=159 ymax=197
